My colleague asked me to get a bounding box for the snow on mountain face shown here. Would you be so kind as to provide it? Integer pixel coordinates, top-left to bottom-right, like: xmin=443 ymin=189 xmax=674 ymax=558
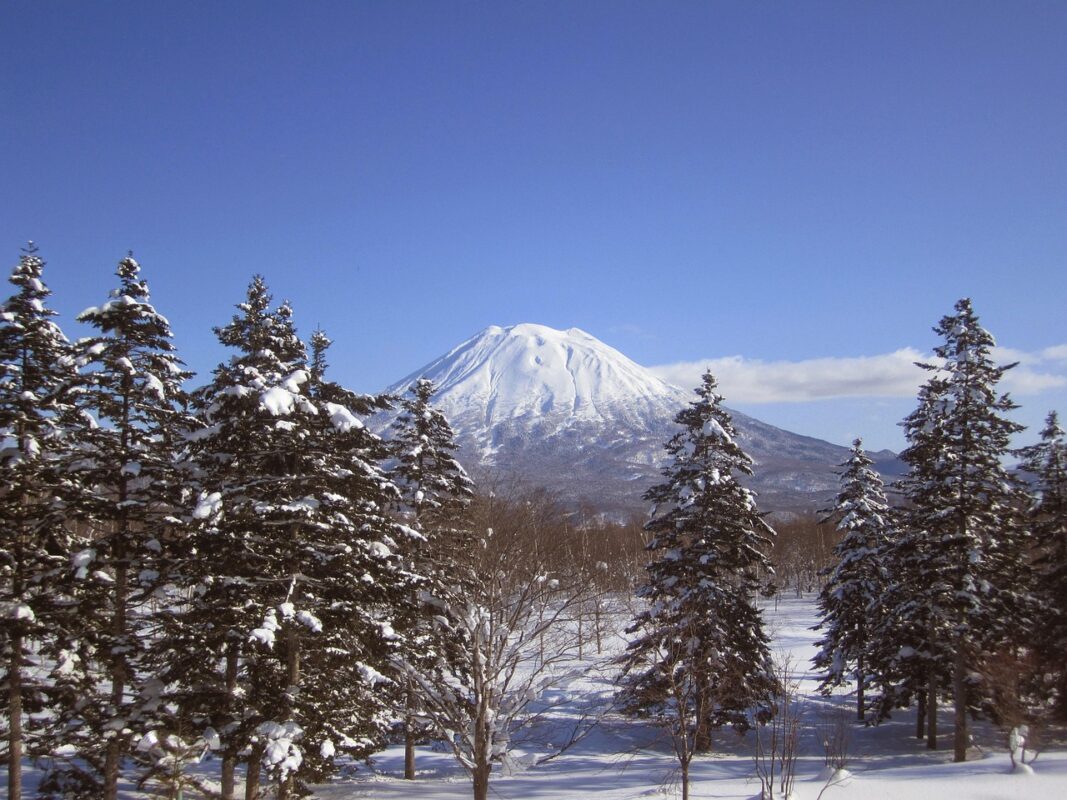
xmin=383 ymin=324 xmax=901 ymax=515
xmin=387 ymin=323 xmax=689 ymax=458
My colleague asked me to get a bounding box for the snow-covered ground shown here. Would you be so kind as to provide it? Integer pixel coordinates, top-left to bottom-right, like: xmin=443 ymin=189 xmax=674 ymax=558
xmin=6 ymin=596 xmax=1065 ymax=798
xmin=316 ymin=596 xmax=1067 ymax=800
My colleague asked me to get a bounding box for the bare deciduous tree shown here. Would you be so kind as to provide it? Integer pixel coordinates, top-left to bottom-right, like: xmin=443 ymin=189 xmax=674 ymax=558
xmin=397 ymin=491 xmax=603 ymax=800
xmin=754 ymin=656 xmax=801 ymax=800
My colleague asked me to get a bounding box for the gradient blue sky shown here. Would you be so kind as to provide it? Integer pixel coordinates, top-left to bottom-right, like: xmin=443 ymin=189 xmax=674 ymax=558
xmin=3 ymin=1 xmax=1065 ymax=451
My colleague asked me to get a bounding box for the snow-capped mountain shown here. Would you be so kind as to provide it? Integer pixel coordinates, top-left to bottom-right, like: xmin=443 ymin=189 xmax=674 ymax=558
xmin=382 ymin=323 xmax=902 ymax=516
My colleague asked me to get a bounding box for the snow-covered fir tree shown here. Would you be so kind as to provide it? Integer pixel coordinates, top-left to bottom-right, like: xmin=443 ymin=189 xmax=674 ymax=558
xmin=812 ymin=438 xmax=891 ymax=721
xmin=861 ymin=378 xmax=952 ymax=742
xmin=36 ymin=255 xmax=195 ymax=799
xmin=391 ymin=378 xmax=474 ymax=528
xmin=295 ymin=326 xmax=416 ymax=788
xmin=388 ymin=377 xmax=475 ymax=779
xmin=618 ymin=370 xmax=777 ymax=756
xmin=1017 ymin=411 xmax=1067 ymax=715
xmin=0 ymin=245 xmax=85 ymax=800
xmin=167 ymin=277 xmax=412 ymax=799
xmin=889 ymin=298 xmax=1028 ymax=761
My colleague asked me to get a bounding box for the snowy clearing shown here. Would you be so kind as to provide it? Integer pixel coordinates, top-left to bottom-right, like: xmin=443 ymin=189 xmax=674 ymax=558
xmin=6 ymin=596 xmax=1065 ymax=799
xmin=310 ymin=596 xmax=1067 ymax=800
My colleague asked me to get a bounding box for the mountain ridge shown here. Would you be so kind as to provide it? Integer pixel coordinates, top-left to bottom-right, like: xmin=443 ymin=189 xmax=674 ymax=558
xmin=380 ymin=323 xmax=903 ymax=516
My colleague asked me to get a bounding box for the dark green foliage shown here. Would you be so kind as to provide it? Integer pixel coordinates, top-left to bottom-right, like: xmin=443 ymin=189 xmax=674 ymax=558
xmin=38 ymin=254 xmax=195 ymax=798
xmin=813 ymin=438 xmax=891 ymax=719
xmin=1018 ymin=411 xmax=1067 ymax=715
xmin=162 ymin=277 xmax=412 ymax=797
xmin=388 ymin=378 xmax=475 ymax=774
xmin=0 ymin=245 xmax=86 ymax=800
xmin=618 ymin=371 xmax=777 ymax=749
xmin=878 ymin=299 xmax=1029 ymax=759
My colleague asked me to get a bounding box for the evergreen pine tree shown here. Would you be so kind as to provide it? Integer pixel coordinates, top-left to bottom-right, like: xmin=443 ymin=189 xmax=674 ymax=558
xmin=1017 ymin=411 xmax=1067 ymax=714
xmin=813 ymin=438 xmax=891 ymax=721
xmin=296 ymin=326 xmax=415 ymax=791
xmin=391 ymin=378 xmax=474 ymax=529
xmin=41 ymin=255 xmax=194 ymax=799
xmin=617 ymin=371 xmax=777 ymax=758
xmin=891 ymin=298 xmax=1028 ymax=761
xmin=863 ymin=377 xmax=953 ymax=741
xmin=0 ymin=245 xmax=84 ymax=800
xmin=388 ymin=377 xmax=475 ymax=779
xmin=168 ymin=278 xmax=411 ymax=799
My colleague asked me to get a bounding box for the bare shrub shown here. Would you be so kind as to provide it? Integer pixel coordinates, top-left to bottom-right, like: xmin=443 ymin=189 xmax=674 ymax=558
xmin=816 ymin=706 xmax=851 ymax=770
xmin=754 ymin=656 xmax=801 ymax=800
xmin=399 ymin=489 xmax=605 ymax=800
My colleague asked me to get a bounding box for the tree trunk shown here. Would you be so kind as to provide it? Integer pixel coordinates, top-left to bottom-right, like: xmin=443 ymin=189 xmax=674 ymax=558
xmin=577 ymin=603 xmax=584 ymax=660
xmin=286 ymin=624 xmax=300 ymax=687
xmin=594 ymin=597 xmax=602 ymax=655
xmin=925 ymin=616 xmax=937 ymax=750
xmin=404 ymin=681 xmax=416 ymax=779
xmin=103 ymin=386 xmax=135 ymax=800
xmin=693 ymin=686 xmax=711 ymax=753
xmin=953 ymin=648 xmax=968 ymax=762
xmin=278 ymin=624 xmax=302 ymax=796
xmin=680 ymin=758 xmax=690 ymax=800
xmin=926 ymin=673 xmax=937 ymax=750
xmin=472 ymin=700 xmax=491 ymax=800
xmin=245 ymin=745 xmax=263 ymax=800
xmin=472 ymin=764 xmax=490 ymax=800
xmin=220 ymin=755 xmax=236 ymax=800
xmin=916 ymin=689 xmax=926 ymax=740
xmin=856 ymin=653 xmax=865 ymax=722
xmin=8 ymin=631 xmax=22 ymax=800
xmin=221 ymin=647 xmax=239 ymax=800
xmin=103 ymin=552 xmax=129 ymax=800
xmin=694 ymin=721 xmax=711 ymax=753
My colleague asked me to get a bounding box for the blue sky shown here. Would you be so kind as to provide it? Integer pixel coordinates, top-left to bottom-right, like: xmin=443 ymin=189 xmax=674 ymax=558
xmin=2 ymin=1 xmax=1065 ymax=451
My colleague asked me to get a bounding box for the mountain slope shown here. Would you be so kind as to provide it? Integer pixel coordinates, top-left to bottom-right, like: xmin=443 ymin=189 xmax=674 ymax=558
xmin=382 ymin=324 xmax=901 ymax=516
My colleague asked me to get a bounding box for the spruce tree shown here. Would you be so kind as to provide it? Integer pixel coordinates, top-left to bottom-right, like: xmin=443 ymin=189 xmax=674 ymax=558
xmin=813 ymin=438 xmax=891 ymax=720
xmin=169 ymin=278 xmax=411 ymax=799
xmin=391 ymin=378 xmax=474 ymax=529
xmin=862 ymin=377 xmax=953 ymax=741
xmin=892 ymin=298 xmax=1027 ymax=761
xmin=618 ymin=371 xmax=776 ymax=760
xmin=0 ymin=245 xmax=84 ymax=800
xmin=148 ymin=277 xmax=287 ymax=800
xmin=297 ymin=326 xmax=414 ymax=791
xmin=41 ymin=255 xmax=194 ymax=799
xmin=388 ymin=377 xmax=475 ymax=779
xmin=1017 ymin=411 xmax=1067 ymax=714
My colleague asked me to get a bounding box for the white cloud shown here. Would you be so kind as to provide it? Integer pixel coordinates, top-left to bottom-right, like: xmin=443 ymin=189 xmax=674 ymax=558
xmin=1042 ymin=344 xmax=1067 ymax=362
xmin=1003 ymin=368 xmax=1067 ymax=395
xmin=649 ymin=344 xmax=1067 ymax=404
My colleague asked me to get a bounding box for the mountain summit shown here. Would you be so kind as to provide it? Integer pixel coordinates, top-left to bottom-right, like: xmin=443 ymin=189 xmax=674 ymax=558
xmin=387 ymin=323 xmax=689 ymax=458
xmin=384 ymin=324 xmax=901 ymax=515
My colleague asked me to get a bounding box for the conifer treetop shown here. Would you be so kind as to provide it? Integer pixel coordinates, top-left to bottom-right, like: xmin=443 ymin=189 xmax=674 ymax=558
xmin=619 ymin=368 xmax=776 ymax=737
xmin=1019 ymin=410 xmax=1067 ymax=502
xmin=391 ymin=377 xmax=473 ymax=520
xmin=0 ymin=244 xmax=79 ymax=465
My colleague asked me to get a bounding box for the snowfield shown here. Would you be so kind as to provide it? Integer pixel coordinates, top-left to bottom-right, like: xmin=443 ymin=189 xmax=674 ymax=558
xmin=313 ymin=596 xmax=1067 ymax=800
xmin=6 ymin=596 xmax=1065 ymax=798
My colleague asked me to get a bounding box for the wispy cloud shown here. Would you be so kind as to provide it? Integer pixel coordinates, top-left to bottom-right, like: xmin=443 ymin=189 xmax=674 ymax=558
xmin=607 ymin=323 xmax=655 ymax=340
xmin=648 ymin=344 xmax=1067 ymax=403
xmin=1041 ymin=344 xmax=1067 ymax=362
